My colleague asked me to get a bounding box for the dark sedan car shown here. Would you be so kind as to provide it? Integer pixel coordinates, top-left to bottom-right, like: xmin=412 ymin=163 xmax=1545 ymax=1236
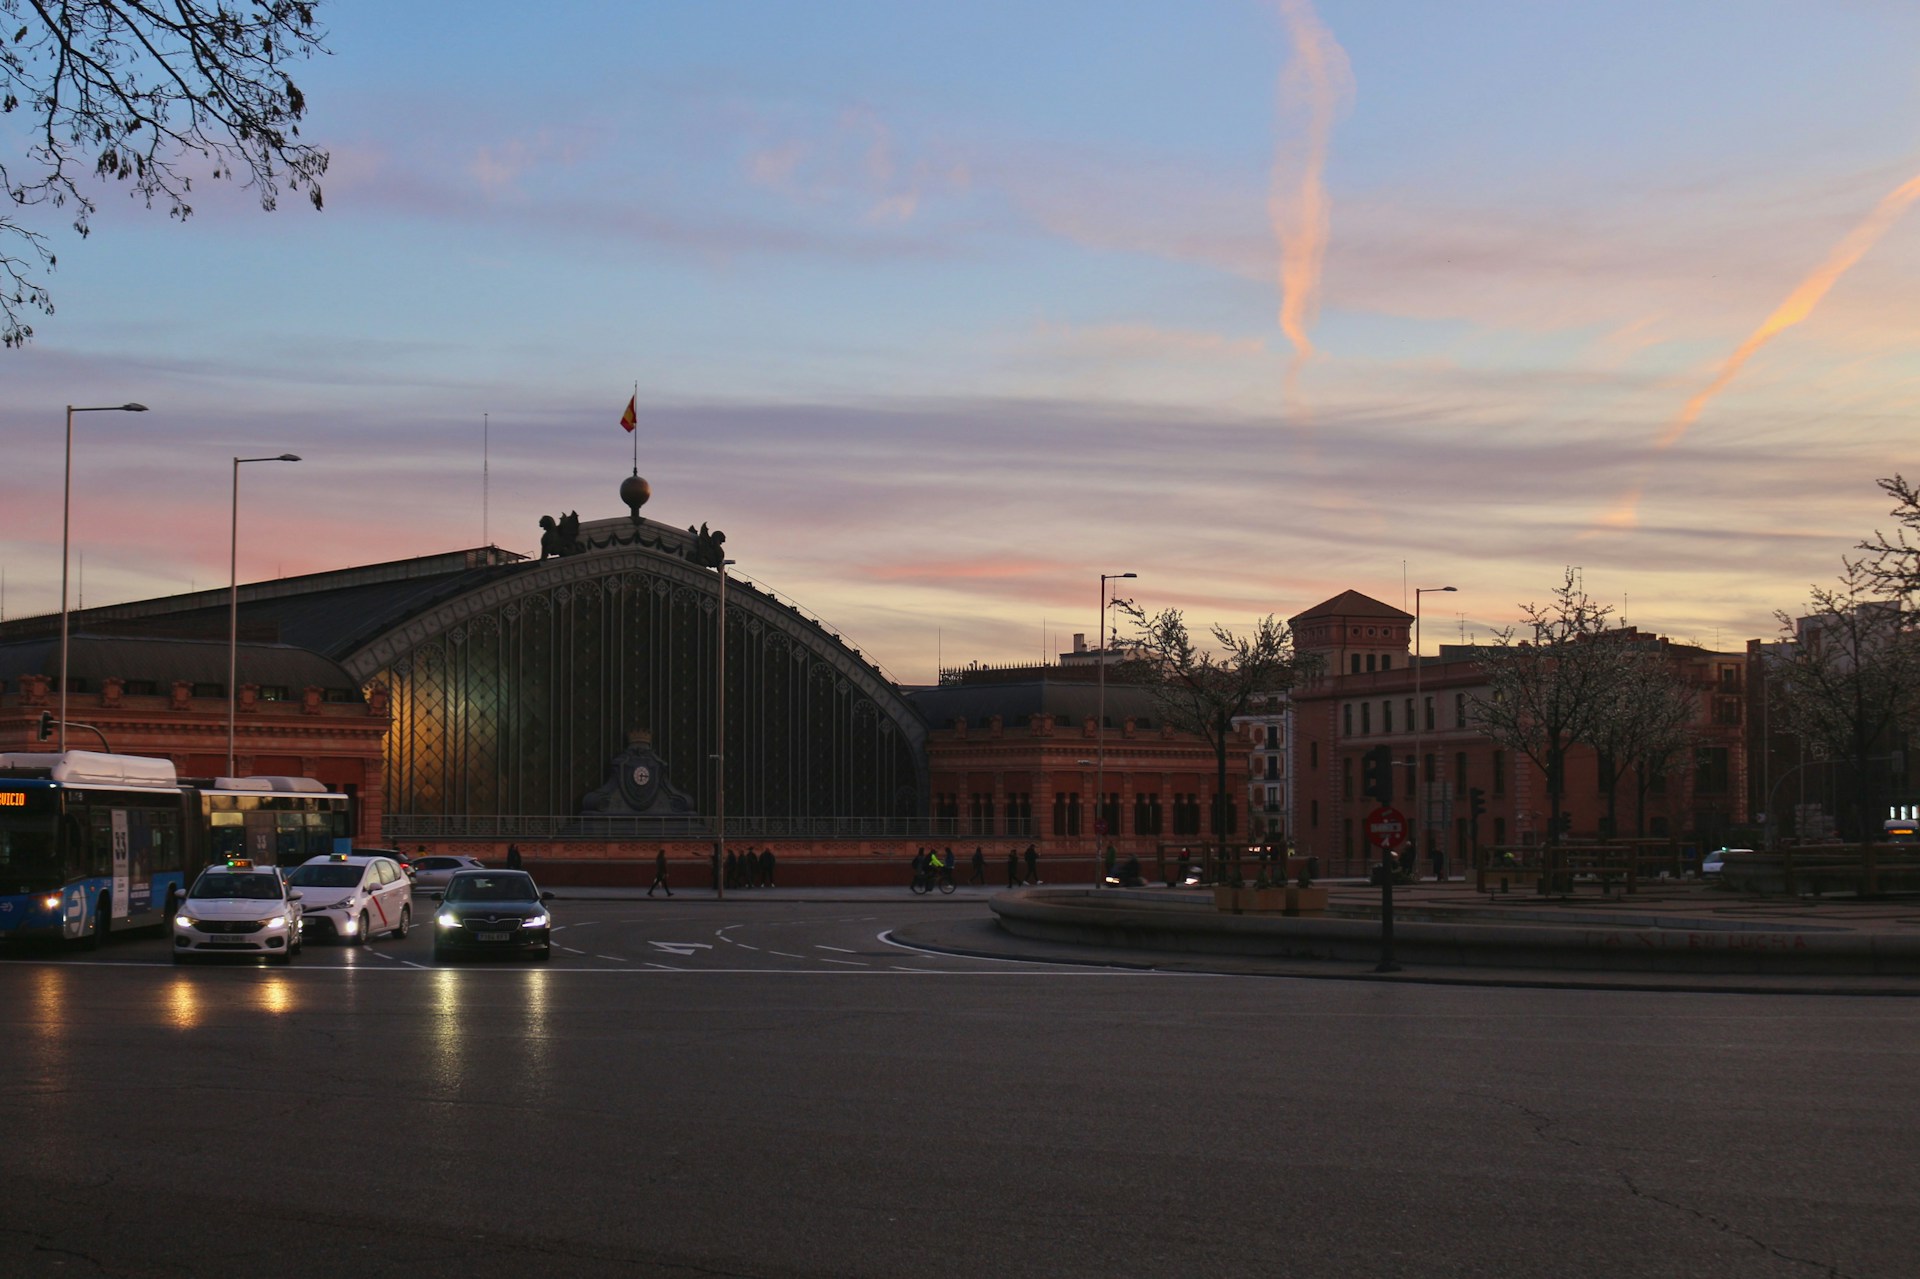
xmin=431 ymin=870 xmax=554 ymax=961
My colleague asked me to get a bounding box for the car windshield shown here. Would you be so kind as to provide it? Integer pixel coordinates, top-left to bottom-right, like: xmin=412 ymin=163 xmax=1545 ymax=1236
xmin=445 ymin=874 xmax=537 ymax=903
xmin=287 ymin=864 xmax=362 ymax=888
xmin=190 ymin=872 xmax=282 ymax=900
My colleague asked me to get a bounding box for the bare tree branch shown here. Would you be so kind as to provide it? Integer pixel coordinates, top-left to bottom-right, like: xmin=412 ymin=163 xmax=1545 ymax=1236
xmin=0 ymin=0 xmax=329 ymax=346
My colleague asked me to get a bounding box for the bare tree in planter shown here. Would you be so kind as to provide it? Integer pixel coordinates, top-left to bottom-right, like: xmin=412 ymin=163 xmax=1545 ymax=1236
xmin=1768 ymin=559 xmax=1920 ymax=844
xmin=1115 ymin=605 xmax=1316 ymax=886
xmin=1469 ymin=570 xmax=1640 ymax=854
xmin=1589 ymin=644 xmax=1698 ymax=839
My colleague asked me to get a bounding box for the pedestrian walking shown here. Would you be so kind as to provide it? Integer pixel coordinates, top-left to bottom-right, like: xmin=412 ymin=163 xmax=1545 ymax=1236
xmin=1024 ymin=843 xmax=1039 ymax=885
xmin=760 ymin=847 xmax=776 ymax=888
xmin=506 ymin=842 xmax=522 ymax=870
xmin=649 ymin=847 xmax=673 ymax=897
xmin=1006 ymin=848 xmax=1021 ymax=888
xmin=724 ymin=849 xmax=738 ymax=889
xmin=970 ymin=846 xmax=986 ymax=884
xmin=1430 ymin=842 xmax=1445 ymax=883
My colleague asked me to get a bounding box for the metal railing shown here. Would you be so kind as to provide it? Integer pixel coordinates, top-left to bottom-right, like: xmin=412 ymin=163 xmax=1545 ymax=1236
xmin=383 ymin=814 xmax=952 ymax=841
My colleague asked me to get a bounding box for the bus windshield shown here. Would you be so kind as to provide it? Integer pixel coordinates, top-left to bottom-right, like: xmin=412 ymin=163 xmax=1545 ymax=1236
xmin=0 ymin=789 xmax=63 ymax=895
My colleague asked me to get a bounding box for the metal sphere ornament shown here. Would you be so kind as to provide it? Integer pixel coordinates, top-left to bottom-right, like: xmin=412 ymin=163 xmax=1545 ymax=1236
xmin=621 ymin=473 xmax=651 ymax=523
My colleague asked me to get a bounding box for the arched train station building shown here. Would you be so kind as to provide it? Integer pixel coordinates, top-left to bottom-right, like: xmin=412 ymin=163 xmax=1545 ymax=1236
xmin=0 ymin=509 xmax=928 ymax=878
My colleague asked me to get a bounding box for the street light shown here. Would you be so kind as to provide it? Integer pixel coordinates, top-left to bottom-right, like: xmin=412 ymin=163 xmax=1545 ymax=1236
xmin=228 ymin=454 xmax=301 ymax=776
xmin=1411 ymin=585 xmax=1457 ymax=879
xmin=59 ymin=403 xmax=149 ymax=752
xmin=710 ymin=556 xmax=729 ymax=894
xmin=1095 ymin=571 xmax=1136 ymax=886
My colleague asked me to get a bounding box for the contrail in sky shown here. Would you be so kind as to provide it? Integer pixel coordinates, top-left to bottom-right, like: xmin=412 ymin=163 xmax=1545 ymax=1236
xmin=1599 ymin=169 xmax=1920 ymax=530
xmin=1268 ymin=0 xmax=1351 ymax=392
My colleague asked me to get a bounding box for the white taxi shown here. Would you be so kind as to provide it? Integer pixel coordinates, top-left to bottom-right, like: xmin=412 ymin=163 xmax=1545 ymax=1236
xmin=173 ymin=861 xmax=303 ymax=964
xmin=286 ymin=852 xmax=413 ymax=944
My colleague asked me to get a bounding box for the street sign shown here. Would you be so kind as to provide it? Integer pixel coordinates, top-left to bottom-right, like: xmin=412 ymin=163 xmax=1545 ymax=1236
xmin=1366 ymin=805 xmax=1407 ymax=850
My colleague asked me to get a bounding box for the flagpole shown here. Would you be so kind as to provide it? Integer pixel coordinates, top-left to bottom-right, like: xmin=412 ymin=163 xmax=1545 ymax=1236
xmin=482 ymin=412 xmax=490 ymax=548
xmin=631 ymin=381 xmax=639 ymax=474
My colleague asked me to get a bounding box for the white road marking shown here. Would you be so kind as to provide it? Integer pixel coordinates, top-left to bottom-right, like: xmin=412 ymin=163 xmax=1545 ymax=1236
xmin=769 ymin=950 xmax=805 ymax=959
xmin=649 ymin=941 xmax=714 ymax=956
xmin=560 ymin=946 xmax=586 ymax=954
xmin=596 ymin=954 xmax=627 ymax=962
xmin=819 ymin=957 xmax=869 ymax=967
xmin=815 ymin=945 xmax=857 ymax=953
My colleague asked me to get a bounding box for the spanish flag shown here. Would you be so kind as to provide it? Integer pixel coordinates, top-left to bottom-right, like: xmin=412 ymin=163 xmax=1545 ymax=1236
xmin=620 ymin=394 xmax=638 ymax=433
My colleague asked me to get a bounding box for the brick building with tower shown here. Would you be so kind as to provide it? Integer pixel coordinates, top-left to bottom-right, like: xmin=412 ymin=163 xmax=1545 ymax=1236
xmin=1287 ymin=590 xmax=1751 ymax=876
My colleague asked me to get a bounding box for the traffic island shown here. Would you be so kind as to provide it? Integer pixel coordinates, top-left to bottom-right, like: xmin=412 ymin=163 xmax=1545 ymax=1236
xmin=989 ymin=887 xmax=1920 ymax=977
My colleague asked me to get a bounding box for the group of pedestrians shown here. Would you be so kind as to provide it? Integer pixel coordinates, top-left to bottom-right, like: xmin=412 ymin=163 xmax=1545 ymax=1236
xmin=906 ymin=843 xmax=1040 ymax=889
xmin=724 ymin=846 xmax=778 ymax=890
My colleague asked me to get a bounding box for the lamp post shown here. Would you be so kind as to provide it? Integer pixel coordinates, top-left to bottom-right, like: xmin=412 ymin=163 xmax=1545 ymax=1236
xmin=714 ymin=557 xmax=737 ymax=899
xmin=228 ymin=454 xmax=301 ymax=776
xmin=59 ymin=403 xmax=149 ymax=752
xmin=1095 ymin=571 xmax=1136 ymax=886
xmin=1411 ymin=585 xmax=1456 ymax=879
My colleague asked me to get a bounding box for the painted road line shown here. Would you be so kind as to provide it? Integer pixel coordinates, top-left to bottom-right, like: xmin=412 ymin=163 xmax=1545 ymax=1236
xmin=819 ymin=957 xmax=869 ymax=966
xmin=815 ymin=945 xmax=857 ymax=953
xmin=649 ymin=941 xmax=713 ymax=956
xmin=596 ymin=954 xmax=627 ymax=962
xmin=769 ymin=950 xmax=805 ymax=959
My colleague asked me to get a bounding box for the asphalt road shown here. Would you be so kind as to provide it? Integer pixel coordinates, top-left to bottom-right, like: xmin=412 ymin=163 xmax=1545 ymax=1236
xmin=3 ymin=899 xmax=1917 ymax=1278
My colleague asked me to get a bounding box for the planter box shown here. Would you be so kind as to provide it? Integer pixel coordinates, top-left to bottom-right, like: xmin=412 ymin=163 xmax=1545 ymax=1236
xmin=1215 ymin=886 xmax=1328 ymax=915
xmin=1285 ymin=886 xmax=1329 ymax=916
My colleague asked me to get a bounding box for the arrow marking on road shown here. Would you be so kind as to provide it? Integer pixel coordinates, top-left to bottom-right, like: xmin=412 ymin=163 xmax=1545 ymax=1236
xmin=649 ymin=941 xmax=714 ymax=955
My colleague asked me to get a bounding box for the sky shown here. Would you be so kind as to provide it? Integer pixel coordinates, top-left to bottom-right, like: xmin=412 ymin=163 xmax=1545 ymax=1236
xmin=3 ymin=0 xmax=1919 ymax=682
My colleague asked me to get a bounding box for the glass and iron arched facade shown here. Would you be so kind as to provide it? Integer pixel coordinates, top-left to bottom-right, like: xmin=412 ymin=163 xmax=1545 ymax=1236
xmin=337 ymin=518 xmax=925 ymax=836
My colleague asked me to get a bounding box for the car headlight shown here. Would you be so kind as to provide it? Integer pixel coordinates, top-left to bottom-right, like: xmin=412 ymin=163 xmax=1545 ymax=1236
xmin=263 ymin=915 xmax=287 ymax=929
xmin=436 ymin=912 xmax=459 ymax=928
xmin=325 ymin=898 xmax=353 ymax=911
xmin=521 ymin=913 xmax=550 ymax=929
xmin=175 ymin=914 xmax=197 ymax=930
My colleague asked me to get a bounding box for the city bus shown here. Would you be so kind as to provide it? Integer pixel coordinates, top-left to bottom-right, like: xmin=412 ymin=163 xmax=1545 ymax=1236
xmin=0 ymin=751 xmax=350 ymax=944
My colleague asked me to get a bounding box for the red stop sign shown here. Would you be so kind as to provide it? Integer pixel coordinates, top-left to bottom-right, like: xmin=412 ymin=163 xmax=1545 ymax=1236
xmin=1366 ymin=806 xmax=1407 ymax=849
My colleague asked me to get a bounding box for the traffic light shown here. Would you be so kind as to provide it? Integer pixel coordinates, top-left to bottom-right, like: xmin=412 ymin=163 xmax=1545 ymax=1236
xmin=1469 ymin=786 xmax=1486 ymax=820
xmin=36 ymin=710 xmax=53 ymax=742
xmin=1362 ymin=744 xmax=1393 ymax=804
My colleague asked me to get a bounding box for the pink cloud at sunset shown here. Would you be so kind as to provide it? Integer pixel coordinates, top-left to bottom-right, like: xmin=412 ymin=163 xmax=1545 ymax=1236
xmin=4 ymin=2 xmax=1918 ymax=684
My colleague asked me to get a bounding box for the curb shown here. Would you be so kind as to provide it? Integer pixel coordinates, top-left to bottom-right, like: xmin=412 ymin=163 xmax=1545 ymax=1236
xmin=988 ymin=889 xmax=1920 ymax=980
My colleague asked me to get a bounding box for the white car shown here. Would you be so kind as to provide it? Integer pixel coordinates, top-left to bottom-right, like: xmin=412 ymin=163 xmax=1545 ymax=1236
xmin=286 ymin=853 xmax=414 ymax=944
xmin=412 ymin=854 xmax=487 ymax=891
xmin=173 ymin=862 xmax=303 ymax=964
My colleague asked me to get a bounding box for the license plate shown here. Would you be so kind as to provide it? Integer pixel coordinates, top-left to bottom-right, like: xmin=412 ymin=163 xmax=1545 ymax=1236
xmin=476 ymin=931 xmax=510 ymax=942
xmin=208 ymin=937 xmax=253 ymax=946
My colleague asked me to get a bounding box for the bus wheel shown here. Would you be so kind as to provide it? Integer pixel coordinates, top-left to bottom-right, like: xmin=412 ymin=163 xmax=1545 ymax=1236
xmin=83 ymin=896 xmax=108 ymax=950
